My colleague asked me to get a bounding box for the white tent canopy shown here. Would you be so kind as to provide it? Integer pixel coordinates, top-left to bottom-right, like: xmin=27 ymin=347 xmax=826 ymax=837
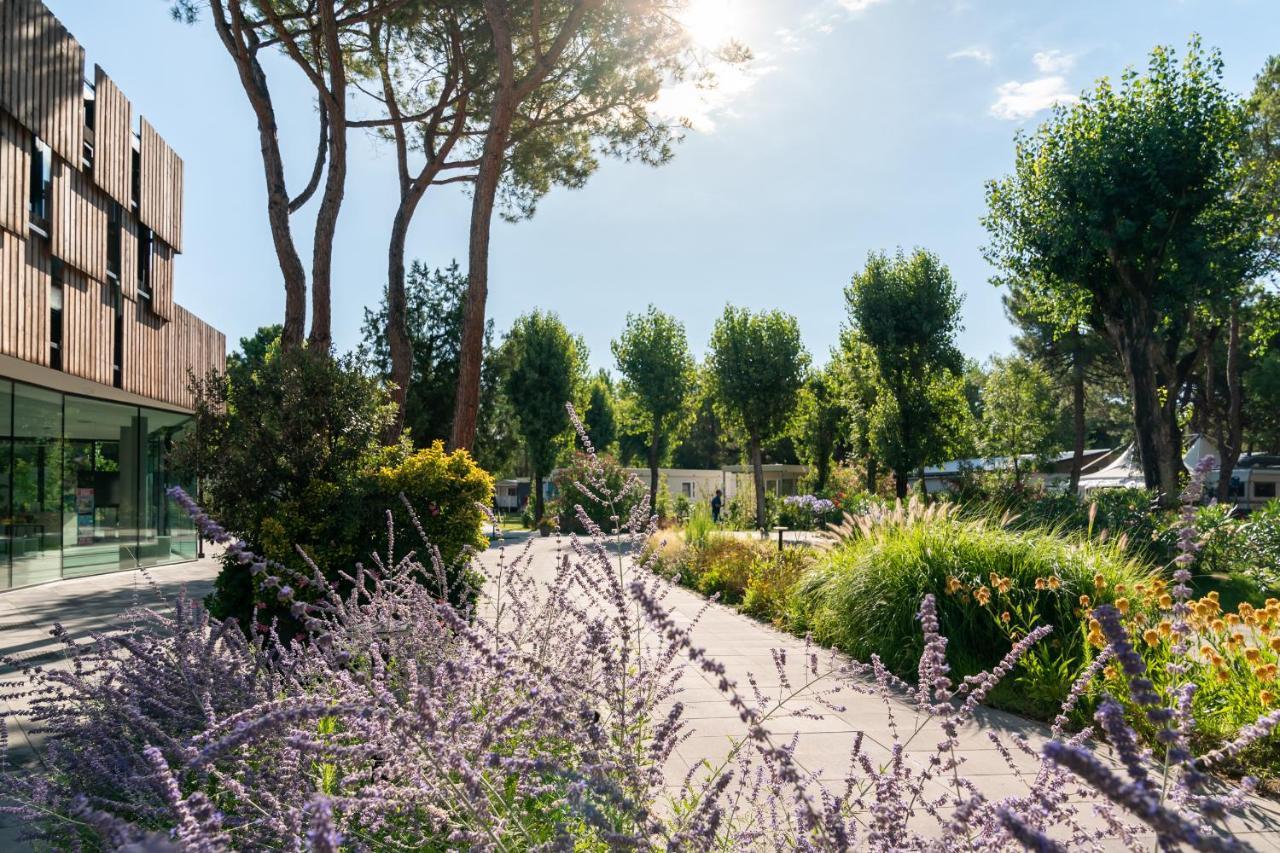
xmin=1077 ymin=444 xmax=1145 ymax=494
xmin=1183 ymin=434 xmax=1220 ymax=471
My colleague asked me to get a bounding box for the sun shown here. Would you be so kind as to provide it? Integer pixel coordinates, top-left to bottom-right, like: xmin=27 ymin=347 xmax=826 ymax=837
xmin=677 ymin=0 xmax=746 ymax=52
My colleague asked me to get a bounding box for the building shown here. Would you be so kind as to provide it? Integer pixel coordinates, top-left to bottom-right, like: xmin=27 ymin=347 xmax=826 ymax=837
xmin=913 ymin=449 xmax=1117 ymax=495
xmin=494 ymin=478 xmax=531 ymax=512
xmin=0 ymin=0 xmax=225 ymax=589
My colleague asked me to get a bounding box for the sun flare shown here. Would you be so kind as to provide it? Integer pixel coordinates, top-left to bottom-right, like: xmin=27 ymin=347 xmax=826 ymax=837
xmin=678 ymin=0 xmax=746 ymax=51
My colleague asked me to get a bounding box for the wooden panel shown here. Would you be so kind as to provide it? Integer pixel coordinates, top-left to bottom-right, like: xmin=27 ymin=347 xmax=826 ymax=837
xmin=0 ymin=230 xmax=49 ymax=366
xmin=0 ymin=111 xmax=30 ymax=236
xmin=90 ymin=65 xmax=130 ymax=207
xmin=120 ymin=207 xmax=137 ymax=300
xmin=0 ymin=0 xmax=84 ymax=164
xmin=150 ymin=236 xmax=173 ymax=320
xmin=138 ymin=117 xmax=182 ymax=252
xmin=50 ymin=154 xmax=107 ymax=281
xmin=121 ymin=295 xmax=224 ymax=409
xmin=61 ymin=266 xmax=113 ymax=385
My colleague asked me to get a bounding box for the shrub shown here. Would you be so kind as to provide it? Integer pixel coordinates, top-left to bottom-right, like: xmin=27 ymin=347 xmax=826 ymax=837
xmin=551 ymin=450 xmax=646 ymax=534
xmin=366 ymin=440 xmax=493 ymax=606
xmin=778 ymin=494 xmax=838 ymax=530
xmin=1239 ymin=501 xmax=1280 ymax=590
xmin=791 ymin=502 xmax=1152 ymax=719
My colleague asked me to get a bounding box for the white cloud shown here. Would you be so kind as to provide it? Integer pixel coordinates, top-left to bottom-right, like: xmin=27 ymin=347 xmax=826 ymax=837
xmin=948 ymin=46 xmax=994 ymax=65
xmin=653 ymin=62 xmax=777 ymax=132
xmin=837 ymin=0 xmax=887 ymax=12
xmin=1032 ymin=49 xmax=1076 ymax=74
xmin=990 ymin=76 xmax=1078 ymax=120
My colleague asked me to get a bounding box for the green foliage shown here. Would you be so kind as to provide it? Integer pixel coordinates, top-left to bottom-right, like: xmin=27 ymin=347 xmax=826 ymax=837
xmin=360 ymin=261 xmax=516 ymax=476
xmin=708 ymin=306 xmax=810 ymax=527
xmin=789 ymin=365 xmax=850 ymax=492
xmin=790 ymin=509 xmax=1152 ymax=719
xmin=504 ymin=312 xmax=585 ymax=517
xmin=583 ymin=371 xmax=618 ymax=453
xmin=846 ymin=249 xmax=972 ymax=493
xmin=367 ymin=440 xmax=494 ymax=601
xmin=980 ymin=355 xmax=1060 ymax=482
xmin=612 ymin=306 xmax=694 ymax=494
xmin=551 ymin=452 xmax=644 ymax=535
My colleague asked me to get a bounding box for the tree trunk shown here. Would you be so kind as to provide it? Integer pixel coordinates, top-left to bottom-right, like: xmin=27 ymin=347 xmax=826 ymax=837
xmin=209 ymin=0 xmax=308 ymax=349
xmin=894 ymin=469 xmax=908 ymax=499
xmin=648 ymin=423 xmax=660 ymax=513
xmin=1111 ymin=322 xmax=1182 ymax=506
xmin=385 ymin=202 xmax=415 ymax=441
xmin=750 ymin=437 xmax=767 ymax=530
xmin=533 ymin=472 xmax=544 ymax=525
xmin=1217 ymin=306 xmax=1244 ymax=502
xmin=306 ymin=2 xmax=347 ymax=352
xmin=865 ymin=457 xmax=878 ymax=494
xmin=449 ymin=14 xmax=516 ymax=451
xmin=1069 ymin=341 xmax=1086 ymax=494
xmin=1012 ymin=455 xmax=1021 ymax=488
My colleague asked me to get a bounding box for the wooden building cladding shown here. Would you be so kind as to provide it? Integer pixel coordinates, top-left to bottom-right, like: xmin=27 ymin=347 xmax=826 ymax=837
xmin=0 ymin=0 xmax=222 ymax=410
xmin=0 ymin=0 xmax=82 ymax=164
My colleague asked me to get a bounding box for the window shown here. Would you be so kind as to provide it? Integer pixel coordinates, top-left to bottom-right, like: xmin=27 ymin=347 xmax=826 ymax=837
xmin=28 ymin=137 xmax=51 ymax=228
xmin=130 ymin=140 xmax=141 ymax=210
xmin=107 ymin=203 xmax=122 ymax=280
xmin=137 ymin=227 xmax=153 ymax=299
xmin=49 ymin=260 xmax=64 ymax=371
xmin=112 ymin=284 xmax=123 ymax=389
xmin=681 ymin=482 xmax=694 ymax=498
xmin=1255 ymin=481 xmax=1276 ymax=499
xmin=83 ymin=80 xmax=95 ymax=172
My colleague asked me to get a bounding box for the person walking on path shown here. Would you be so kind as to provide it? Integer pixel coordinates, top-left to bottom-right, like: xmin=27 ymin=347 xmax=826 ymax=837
xmin=711 ymin=489 xmax=723 ymax=524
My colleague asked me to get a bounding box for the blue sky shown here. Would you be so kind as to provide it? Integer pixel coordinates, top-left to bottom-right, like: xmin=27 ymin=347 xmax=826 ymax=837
xmin=46 ymin=0 xmax=1280 ymax=372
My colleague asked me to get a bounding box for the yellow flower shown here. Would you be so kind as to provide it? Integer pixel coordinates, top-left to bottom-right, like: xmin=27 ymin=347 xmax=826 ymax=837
xmin=1269 ymin=637 xmax=1280 ymax=653
xmin=1229 ymin=633 xmax=1246 ymax=647
xmin=996 ymin=576 xmax=1013 ymax=594
xmin=989 ymin=572 xmax=1000 ymax=588
xmin=1034 ymin=578 xmax=1047 ymax=591
xmin=1200 ymin=644 xmax=1215 ymax=660
xmin=1262 ymin=691 xmax=1275 ymax=706
xmin=1079 ymin=594 xmax=1092 ymax=608
xmin=1218 ymin=668 xmax=1232 ymax=683
xmin=1245 ymin=647 xmax=1263 ymax=663
xmin=1256 ymin=665 xmax=1278 ymax=681
xmin=1142 ymin=629 xmax=1160 ymax=648
xmin=1094 ymin=573 xmax=1106 ymax=590
xmin=975 ymin=586 xmax=991 ymax=606
xmin=946 ymin=576 xmax=963 ymax=595
xmin=1047 ymin=575 xmax=1061 ymax=590
xmin=1000 ymin=611 xmax=1012 ymax=624
xmin=1116 ymin=598 xmax=1130 ymax=615
xmin=1088 ymin=629 xmax=1106 ymax=649
xmin=1227 ymin=614 xmax=1242 ymax=627
xmin=1158 ymin=594 xmax=1173 ymax=609
xmin=1103 ymin=665 xmax=1119 ymax=680
xmin=1240 ymin=603 xmax=1256 ymax=617
xmin=1211 ymin=619 xmax=1227 ymax=632
xmin=1158 ymin=620 xmax=1173 ymax=637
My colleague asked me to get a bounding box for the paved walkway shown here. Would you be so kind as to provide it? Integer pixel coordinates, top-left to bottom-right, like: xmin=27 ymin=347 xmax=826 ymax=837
xmin=479 ymin=534 xmax=1280 ymax=848
xmin=2 ymin=537 xmax=1279 ymax=847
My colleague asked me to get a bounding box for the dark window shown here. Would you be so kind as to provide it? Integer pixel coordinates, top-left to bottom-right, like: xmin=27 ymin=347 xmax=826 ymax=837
xmin=130 ymin=142 xmax=141 ymax=210
xmin=1229 ymin=477 xmax=1245 ymax=498
xmin=107 ymin=203 xmax=122 ymax=280
xmin=83 ymin=81 xmax=95 ymax=172
xmin=1255 ymin=481 xmax=1276 ymax=499
xmin=112 ymin=283 xmax=123 ymax=389
xmin=28 ymin=137 xmax=51 ymax=228
xmin=49 ymin=260 xmax=64 ymax=371
xmin=137 ymin=227 xmax=152 ymax=299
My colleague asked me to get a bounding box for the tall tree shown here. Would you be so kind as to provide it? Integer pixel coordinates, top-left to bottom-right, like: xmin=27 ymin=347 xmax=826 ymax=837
xmin=612 ymin=307 xmax=694 ymax=506
xmin=172 ymin=0 xmax=405 ymax=349
xmin=449 ymin=2 xmax=733 ymax=450
xmin=980 ymin=355 xmax=1059 ymax=486
xmin=671 ymin=368 xmax=740 ymax=471
xmin=503 ymin=311 xmax=584 ymax=523
xmin=583 ymin=371 xmax=619 ymax=453
xmin=984 ymin=39 xmax=1273 ymax=503
xmin=708 ymin=306 xmax=809 ymax=529
xmin=790 ymin=364 xmax=850 ymax=493
xmin=846 ymin=249 xmax=967 ymax=498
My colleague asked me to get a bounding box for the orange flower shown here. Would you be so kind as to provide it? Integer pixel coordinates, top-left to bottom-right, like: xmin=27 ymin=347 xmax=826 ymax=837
xmin=1047 ymin=575 xmax=1061 ymax=591
xmin=975 ymin=586 xmax=991 ymax=606
xmin=1079 ymin=594 xmax=1092 ymax=608
xmin=1158 ymin=620 xmax=1173 ymax=637
xmin=1158 ymin=594 xmax=1173 ymax=609
xmin=1094 ymin=573 xmax=1106 ymax=590
xmin=1269 ymin=637 xmax=1280 ymax=653
xmin=1142 ymin=629 xmax=1160 ymax=648
xmin=1116 ymin=598 xmax=1130 ymax=615
xmin=1000 ymin=611 xmax=1012 ymax=624
xmin=1262 ymin=690 xmax=1276 ymax=705
xmin=1034 ymin=577 xmax=1046 ymax=591
xmin=1217 ymin=668 xmax=1232 ymax=683
xmin=1211 ymin=619 xmax=1227 ymax=632
xmin=1245 ymin=648 xmax=1263 ymax=663
xmin=946 ymin=576 xmax=963 ymax=595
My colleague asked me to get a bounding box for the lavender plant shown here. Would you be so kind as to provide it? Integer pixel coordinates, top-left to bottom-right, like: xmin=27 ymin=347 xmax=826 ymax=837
xmin=0 ymin=411 xmax=1272 ymax=850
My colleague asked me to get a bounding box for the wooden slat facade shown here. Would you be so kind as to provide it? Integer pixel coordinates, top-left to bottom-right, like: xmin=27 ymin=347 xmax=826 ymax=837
xmin=151 ymin=237 xmax=174 ymax=320
xmin=0 ymin=0 xmax=83 ymax=164
xmin=50 ymin=154 xmax=107 ymax=281
xmin=0 ymin=230 xmax=49 ymax=366
xmin=138 ymin=117 xmax=182 ymax=252
xmin=0 ymin=0 xmax=222 ymax=411
xmin=61 ymin=265 xmax=113 ymax=385
xmin=0 ymin=111 xmax=29 ymax=236
xmin=90 ymin=65 xmax=130 ymax=207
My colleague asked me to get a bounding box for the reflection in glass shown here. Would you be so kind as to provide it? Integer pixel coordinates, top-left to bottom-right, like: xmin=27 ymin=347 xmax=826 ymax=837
xmin=11 ymin=384 xmax=62 ymax=587
xmin=141 ymin=407 xmax=195 ymax=566
xmin=0 ymin=381 xmax=10 ymax=588
xmin=62 ymin=396 xmax=135 ymax=578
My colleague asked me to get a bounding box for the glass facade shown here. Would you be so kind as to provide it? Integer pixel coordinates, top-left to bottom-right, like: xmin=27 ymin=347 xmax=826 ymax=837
xmin=0 ymin=378 xmax=196 ymax=589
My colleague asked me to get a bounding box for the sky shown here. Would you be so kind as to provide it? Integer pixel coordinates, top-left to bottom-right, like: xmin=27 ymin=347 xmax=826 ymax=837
xmin=44 ymin=0 xmax=1280 ymax=373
